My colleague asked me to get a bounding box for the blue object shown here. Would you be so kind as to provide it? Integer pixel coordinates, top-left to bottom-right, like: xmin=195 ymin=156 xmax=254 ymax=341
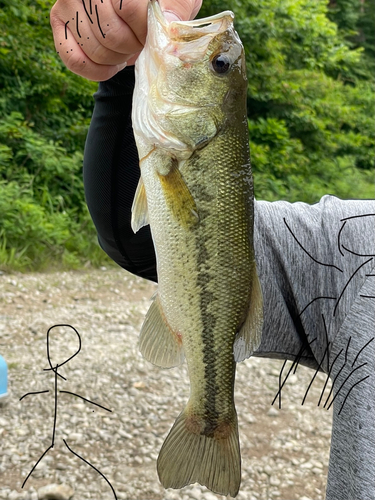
xmin=0 ymin=354 xmax=8 ymax=399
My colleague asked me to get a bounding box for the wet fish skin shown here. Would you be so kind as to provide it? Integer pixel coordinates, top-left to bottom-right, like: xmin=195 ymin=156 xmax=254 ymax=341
xmin=131 ymin=2 xmax=263 ymax=497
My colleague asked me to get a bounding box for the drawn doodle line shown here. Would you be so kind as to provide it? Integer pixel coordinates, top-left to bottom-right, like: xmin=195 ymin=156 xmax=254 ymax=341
xmin=273 ymin=336 xmax=319 ymax=408
xmin=272 ymin=339 xmax=314 ymax=407
xmin=341 ymin=245 xmax=375 ymax=258
xmin=322 ymin=314 xmax=330 ymax=370
xmin=19 ymin=390 xmax=49 ymax=402
xmin=95 ymin=4 xmax=106 ymax=38
xmin=120 ymin=0 xmax=123 ymax=10
xmin=317 ymin=348 xmax=343 ymax=407
xmin=90 ymin=0 xmax=92 ymax=15
xmin=298 ymin=296 xmax=336 ymax=317
xmin=276 ymin=213 xmax=374 ymax=411
xmin=278 ymin=360 xmax=287 ymax=409
xmin=338 ymin=375 xmax=370 ymax=416
xmin=340 ymin=213 xmax=375 ymax=221
xmin=302 ymin=342 xmax=330 ymax=406
xmin=20 ymin=324 xmax=116 ymax=493
xmin=82 ymin=0 xmax=94 ymax=23
xmin=283 ymin=218 xmax=343 ymax=272
xmin=63 ymin=439 xmax=117 ymax=499
xmin=351 ymin=337 xmax=374 ymax=368
xmin=323 ymin=336 xmax=352 ymax=408
xmin=22 ymin=445 xmax=54 ymax=488
xmin=52 ymin=365 xmax=58 ymax=446
xmin=345 ymin=336 xmax=351 ymax=364
xmin=272 ymin=352 xmax=302 ymax=407
xmin=326 ymin=362 xmax=368 ymax=411
xmin=76 ymin=11 xmax=81 ymax=38
xmin=337 ymin=221 xmax=346 ymax=256
xmin=64 ymin=20 xmax=69 ymax=40
xmin=43 ymin=324 xmax=81 ymax=381
xmin=59 ymin=391 xmax=112 ymax=412
xmin=333 ymin=258 xmax=373 ymax=317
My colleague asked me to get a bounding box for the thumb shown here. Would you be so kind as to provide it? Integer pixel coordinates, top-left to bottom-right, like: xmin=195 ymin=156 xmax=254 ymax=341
xmin=159 ymin=0 xmax=202 ymax=22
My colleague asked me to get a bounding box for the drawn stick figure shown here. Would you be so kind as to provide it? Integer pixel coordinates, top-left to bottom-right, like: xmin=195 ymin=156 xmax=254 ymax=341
xmin=19 ymin=324 xmax=117 ymax=499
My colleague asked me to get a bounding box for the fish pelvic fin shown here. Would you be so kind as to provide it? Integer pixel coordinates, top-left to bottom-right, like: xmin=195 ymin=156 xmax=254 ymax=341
xmin=234 ymin=264 xmax=264 ymax=362
xmin=139 ymin=294 xmax=185 ymax=368
xmin=157 ymin=407 xmax=241 ymax=497
xmin=131 ymin=177 xmax=149 ymax=233
xmin=158 ymin=158 xmax=199 ymax=229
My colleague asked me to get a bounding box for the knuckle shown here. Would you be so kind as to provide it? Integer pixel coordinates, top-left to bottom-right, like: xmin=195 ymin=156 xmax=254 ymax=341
xmin=101 ymin=25 xmax=143 ymax=54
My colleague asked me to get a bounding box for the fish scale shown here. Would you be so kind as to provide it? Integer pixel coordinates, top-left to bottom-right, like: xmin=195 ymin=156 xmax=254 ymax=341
xmin=131 ymin=1 xmax=263 ymax=497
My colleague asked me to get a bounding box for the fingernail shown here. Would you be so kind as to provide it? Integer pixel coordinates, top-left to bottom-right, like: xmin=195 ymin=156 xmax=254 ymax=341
xmin=117 ymin=62 xmax=128 ymax=72
xmin=163 ymin=10 xmax=181 ymax=23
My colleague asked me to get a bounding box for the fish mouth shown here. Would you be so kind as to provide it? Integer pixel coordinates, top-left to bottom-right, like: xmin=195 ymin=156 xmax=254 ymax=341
xmin=133 ymin=2 xmax=241 ymax=155
xmin=149 ymin=0 xmax=235 ymax=62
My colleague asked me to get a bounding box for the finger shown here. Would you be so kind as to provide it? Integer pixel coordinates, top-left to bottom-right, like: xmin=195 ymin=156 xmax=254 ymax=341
xmin=83 ymin=0 xmax=144 ymax=55
xmin=51 ymin=1 xmax=143 ymax=64
xmin=113 ymin=0 xmax=149 ymax=46
xmin=50 ymin=12 xmax=127 ymax=81
xmin=159 ymin=0 xmax=202 ymax=21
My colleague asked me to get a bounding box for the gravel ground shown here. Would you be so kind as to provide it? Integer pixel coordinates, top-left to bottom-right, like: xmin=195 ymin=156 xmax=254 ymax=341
xmin=0 ymin=268 xmax=333 ymax=500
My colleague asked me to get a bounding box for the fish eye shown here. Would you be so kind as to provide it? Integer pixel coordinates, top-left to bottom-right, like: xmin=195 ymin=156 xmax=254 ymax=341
xmin=211 ymin=54 xmax=231 ymax=75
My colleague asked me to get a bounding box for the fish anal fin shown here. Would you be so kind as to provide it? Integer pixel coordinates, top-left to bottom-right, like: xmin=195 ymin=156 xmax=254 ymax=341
xmin=131 ymin=177 xmax=149 ymax=233
xmin=234 ymin=265 xmax=264 ymax=362
xmin=139 ymin=294 xmax=184 ymax=368
xmin=157 ymin=408 xmax=241 ymax=497
xmin=158 ymin=159 xmax=199 ymax=229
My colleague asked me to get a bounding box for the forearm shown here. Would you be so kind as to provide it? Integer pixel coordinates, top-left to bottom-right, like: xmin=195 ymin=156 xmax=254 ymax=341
xmin=83 ymin=66 xmax=157 ymax=281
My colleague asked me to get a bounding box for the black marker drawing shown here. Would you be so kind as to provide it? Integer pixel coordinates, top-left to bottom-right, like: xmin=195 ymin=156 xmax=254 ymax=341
xmin=333 ymin=258 xmax=373 ymax=316
xmin=274 ymin=213 xmax=374 ymax=414
xmin=283 ymin=217 xmax=343 ymax=272
xmin=64 ymin=20 xmax=69 ymax=40
xmin=19 ymin=324 xmax=117 ymax=499
xmin=95 ymin=4 xmax=106 ymax=38
xmin=82 ymin=0 xmax=94 ymax=24
xmin=337 ymin=220 xmax=346 ymax=256
xmin=76 ymin=11 xmax=81 ymax=38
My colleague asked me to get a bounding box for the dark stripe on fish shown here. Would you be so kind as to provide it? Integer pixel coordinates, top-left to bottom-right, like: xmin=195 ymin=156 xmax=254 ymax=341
xmin=195 ymin=211 xmax=220 ymax=436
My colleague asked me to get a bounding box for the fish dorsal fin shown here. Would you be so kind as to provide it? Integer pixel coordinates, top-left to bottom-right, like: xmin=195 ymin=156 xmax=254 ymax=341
xmin=234 ymin=265 xmax=264 ymax=362
xmin=131 ymin=177 xmax=149 ymax=233
xmin=158 ymin=158 xmax=199 ymax=229
xmin=139 ymin=294 xmax=185 ymax=368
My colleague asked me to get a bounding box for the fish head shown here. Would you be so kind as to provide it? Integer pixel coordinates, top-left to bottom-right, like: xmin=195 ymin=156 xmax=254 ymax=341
xmin=133 ymin=0 xmax=247 ymax=159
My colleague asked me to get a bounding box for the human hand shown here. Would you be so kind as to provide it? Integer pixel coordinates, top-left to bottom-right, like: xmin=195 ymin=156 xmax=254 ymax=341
xmin=50 ymin=0 xmax=202 ymax=82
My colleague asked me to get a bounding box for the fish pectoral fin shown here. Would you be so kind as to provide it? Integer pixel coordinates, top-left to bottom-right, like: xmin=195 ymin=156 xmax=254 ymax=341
xmin=139 ymin=294 xmax=185 ymax=368
xmin=157 ymin=407 xmax=241 ymax=497
xmin=234 ymin=264 xmax=264 ymax=362
xmin=131 ymin=177 xmax=149 ymax=233
xmin=158 ymin=158 xmax=199 ymax=229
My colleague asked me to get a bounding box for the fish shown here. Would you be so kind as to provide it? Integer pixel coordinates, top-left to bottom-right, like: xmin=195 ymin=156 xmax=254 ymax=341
xmin=131 ymin=1 xmax=263 ymax=497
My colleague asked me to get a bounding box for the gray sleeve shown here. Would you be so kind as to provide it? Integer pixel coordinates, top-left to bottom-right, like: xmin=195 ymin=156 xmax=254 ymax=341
xmin=253 ymin=195 xmax=375 ymax=500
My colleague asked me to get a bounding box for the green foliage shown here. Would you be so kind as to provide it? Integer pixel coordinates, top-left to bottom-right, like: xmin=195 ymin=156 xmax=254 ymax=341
xmin=0 ymin=181 xmax=108 ymax=271
xmin=201 ymin=0 xmax=374 ymax=202
xmin=0 ymin=0 xmax=109 ymax=271
xmin=0 ymin=0 xmax=374 ymax=271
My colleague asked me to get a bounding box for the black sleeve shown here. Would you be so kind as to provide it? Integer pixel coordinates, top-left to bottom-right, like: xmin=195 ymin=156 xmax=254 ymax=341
xmin=83 ymin=66 xmax=157 ymax=282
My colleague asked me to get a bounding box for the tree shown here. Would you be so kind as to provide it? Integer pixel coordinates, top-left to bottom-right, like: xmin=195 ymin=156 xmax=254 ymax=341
xmin=0 ymin=0 xmax=374 ymax=270
xmin=201 ymin=0 xmax=374 ymax=202
xmin=0 ymin=0 xmax=104 ymax=270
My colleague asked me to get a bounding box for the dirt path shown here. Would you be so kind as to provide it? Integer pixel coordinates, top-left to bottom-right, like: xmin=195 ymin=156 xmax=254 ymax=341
xmin=0 ymin=268 xmax=332 ymax=500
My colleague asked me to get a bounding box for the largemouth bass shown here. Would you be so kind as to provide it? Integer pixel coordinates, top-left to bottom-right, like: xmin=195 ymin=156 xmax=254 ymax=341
xmin=131 ymin=1 xmax=263 ymax=497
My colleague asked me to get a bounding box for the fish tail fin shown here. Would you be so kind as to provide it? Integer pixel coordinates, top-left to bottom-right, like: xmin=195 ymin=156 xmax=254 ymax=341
xmin=157 ymin=407 xmax=241 ymax=497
